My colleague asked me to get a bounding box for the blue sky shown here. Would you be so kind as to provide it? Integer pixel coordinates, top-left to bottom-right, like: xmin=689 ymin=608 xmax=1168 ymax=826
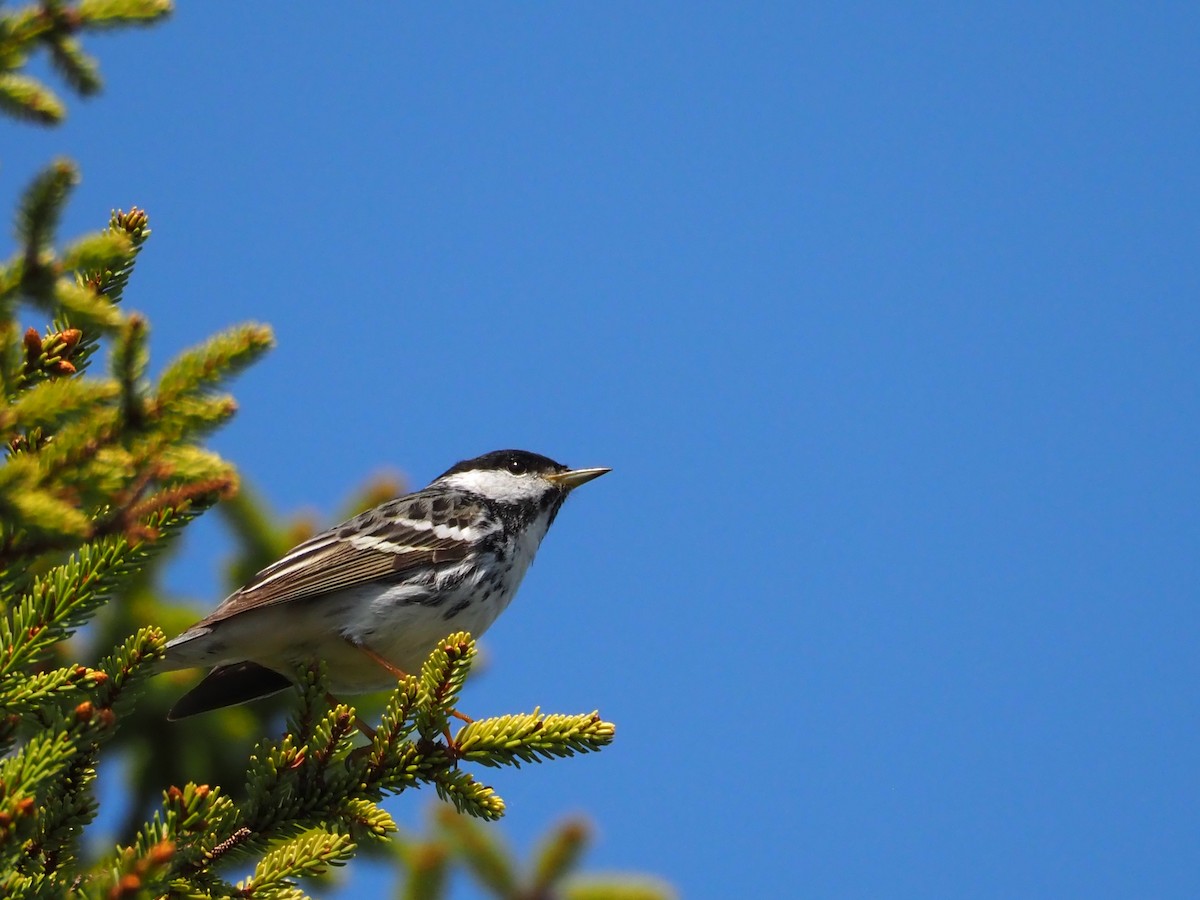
xmin=6 ymin=3 xmax=1199 ymax=896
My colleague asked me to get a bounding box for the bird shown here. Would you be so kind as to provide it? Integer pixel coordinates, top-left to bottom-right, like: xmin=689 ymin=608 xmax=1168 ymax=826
xmin=161 ymin=449 xmax=610 ymax=720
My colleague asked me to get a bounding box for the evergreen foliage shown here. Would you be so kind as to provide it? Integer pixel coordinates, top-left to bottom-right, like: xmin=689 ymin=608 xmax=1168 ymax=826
xmin=392 ymin=808 xmax=676 ymax=900
xmin=0 ymin=3 xmax=666 ymax=897
xmin=0 ymin=0 xmax=170 ymax=126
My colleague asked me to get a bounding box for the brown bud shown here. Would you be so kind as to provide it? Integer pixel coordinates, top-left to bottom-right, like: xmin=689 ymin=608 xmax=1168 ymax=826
xmin=15 ymin=797 xmax=35 ymax=817
xmin=75 ymin=701 xmax=94 ymax=722
xmin=146 ymin=840 xmax=175 ymax=866
xmin=166 ymin=786 xmax=183 ymax=804
xmin=58 ymin=328 xmax=83 ymax=353
xmin=88 ymin=671 xmax=110 ymax=685
xmin=22 ymin=328 xmax=42 ymax=360
xmin=50 ymin=359 xmax=77 ymax=376
xmin=119 ymin=208 xmax=148 ymax=232
xmin=97 ymin=708 xmax=117 ymax=728
xmin=0 ymin=812 xmax=10 ymax=828
xmin=194 ymin=784 xmax=210 ymax=799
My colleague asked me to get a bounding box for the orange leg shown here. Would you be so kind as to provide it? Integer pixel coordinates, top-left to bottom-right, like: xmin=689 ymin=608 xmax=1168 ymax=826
xmin=352 ymin=641 xmax=411 ymax=680
xmin=348 ymin=639 xmax=473 ymax=743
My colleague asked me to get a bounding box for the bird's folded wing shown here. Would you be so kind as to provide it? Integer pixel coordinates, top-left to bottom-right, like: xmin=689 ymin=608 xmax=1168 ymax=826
xmin=196 ymin=525 xmax=475 ymax=626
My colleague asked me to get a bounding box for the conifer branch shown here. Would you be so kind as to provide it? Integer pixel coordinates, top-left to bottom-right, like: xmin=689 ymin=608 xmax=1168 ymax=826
xmin=155 ymin=322 xmax=275 ymax=407
xmin=17 ymin=159 xmax=77 ymax=270
xmin=0 ymin=1 xmax=171 ymax=125
xmin=6 ymin=325 xmax=84 ymax=394
xmin=91 ymin=207 xmax=149 ymax=309
xmin=239 ymin=828 xmax=355 ymax=897
xmin=1 ymin=375 xmax=117 ymax=431
xmin=85 ymin=636 xmax=616 ymax=896
xmin=432 ymin=768 xmax=506 ymax=822
xmin=78 ymin=0 xmax=172 ymax=28
xmin=111 ymin=312 xmax=148 ymax=427
xmin=47 ymin=33 xmax=101 ymax=95
xmin=0 ymin=72 xmax=64 ymax=124
xmin=433 ymin=805 xmax=519 ymax=894
xmin=405 ymin=809 xmax=677 ymax=900
xmin=454 ymin=709 xmax=616 ymax=768
xmin=0 ymin=506 xmax=199 ymax=678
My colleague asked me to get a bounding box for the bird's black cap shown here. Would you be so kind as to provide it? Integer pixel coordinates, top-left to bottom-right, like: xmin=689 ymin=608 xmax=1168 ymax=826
xmin=437 ymin=449 xmax=567 ymax=480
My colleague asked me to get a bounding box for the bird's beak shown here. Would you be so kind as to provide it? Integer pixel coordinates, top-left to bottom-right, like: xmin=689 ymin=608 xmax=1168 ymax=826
xmin=546 ymin=467 xmax=611 ymax=490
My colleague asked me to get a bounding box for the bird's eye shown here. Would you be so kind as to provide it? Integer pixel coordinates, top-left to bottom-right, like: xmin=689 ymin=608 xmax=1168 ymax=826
xmin=506 ymin=458 xmax=528 ymax=475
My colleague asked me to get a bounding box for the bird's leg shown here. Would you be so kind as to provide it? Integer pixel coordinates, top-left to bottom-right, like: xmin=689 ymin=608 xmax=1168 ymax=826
xmin=346 ymin=638 xmax=474 ymax=747
xmin=442 ymin=706 xmax=474 ymax=756
xmin=349 ymin=640 xmax=410 ymax=680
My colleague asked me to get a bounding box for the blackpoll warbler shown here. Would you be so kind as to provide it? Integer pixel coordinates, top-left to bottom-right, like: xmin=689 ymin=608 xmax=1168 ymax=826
xmin=163 ymin=449 xmax=609 ymax=719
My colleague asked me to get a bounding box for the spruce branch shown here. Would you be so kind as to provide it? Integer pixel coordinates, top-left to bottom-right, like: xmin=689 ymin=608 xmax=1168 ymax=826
xmin=47 ymin=33 xmax=101 ymax=95
xmin=91 ymin=206 xmax=149 ymax=309
xmin=50 ymin=275 xmax=123 ymax=330
xmin=361 ymin=675 xmax=420 ymax=782
xmin=0 ymin=193 xmax=265 ymax=571
xmin=1 ymin=375 xmax=118 ymax=432
xmin=154 ymin=321 xmax=275 ymax=407
xmin=96 ymin=636 xmax=616 ymax=896
xmin=530 ymin=817 xmax=590 ymax=892
xmin=339 ymin=797 xmax=397 ymax=843
xmin=92 ymin=624 xmax=164 ymax=714
xmin=77 ymin=0 xmax=173 ymax=28
xmin=16 ymin=159 xmax=77 ymax=268
xmin=0 ymin=505 xmax=201 ymax=678
xmin=395 ymin=838 xmax=450 ymax=900
xmin=0 ymin=662 xmax=104 ymax=721
xmin=562 ymin=881 xmax=680 ymax=900
xmin=433 ymin=805 xmax=519 ymax=896
xmin=238 ymin=827 xmax=355 ymax=898
xmin=0 ymin=694 xmax=116 ymax=870
xmin=59 ymin=230 xmax=133 ymax=278
xmin=416 ymin=631 xmax=475 ymax=736
xmin=454 ymin=709 xmax=616 ymax=768
xmin=0 ymin=71 xmax=65 ymax=123
xmin=432 ymin=768 xmax=505 ymax=822
xmin=110 ymin=312 xmax=148 ymax=427
xmin=406 ymin=809 xmax=677 ymax=900
xmin=21 ymin=744 xmax=98 ymax=882
xmin=0 ymin=455 xmax=92 ymax=536
xmin=6 ymin=322 xmax=86 ymax=397
xmin=0 ymin=1 xmax=171 ymax=125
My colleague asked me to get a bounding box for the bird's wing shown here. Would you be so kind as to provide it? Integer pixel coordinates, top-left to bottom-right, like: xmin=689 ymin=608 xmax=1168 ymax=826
xmin=195 ymin=492 xmax=492 ymax=626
